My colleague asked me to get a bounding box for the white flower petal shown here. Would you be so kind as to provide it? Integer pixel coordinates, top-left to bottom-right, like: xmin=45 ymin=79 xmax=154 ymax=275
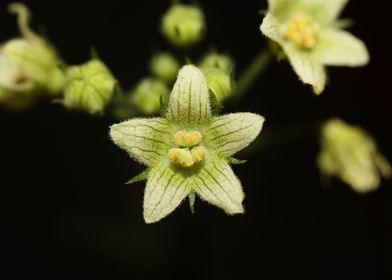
xmin=313 ymin=29 xmax=369 ymax=67
xmin=143 ymin=164 xmax=190 ymax=224
xmin=208 ymin=113 xmax=264 ymax=157
xmin=110 ymin=118 xmax=171 ymax=166
xmin=260 ymin=13 xmax=283 ymax=43
xmin=267 ymin=0 xmax=298 ymax=20
xmin=283 ymin=45 xmax=326 ymax=94
xmin=301 ymin=0 xmax=348 ymax=23
xmin=267 ymin=0 xmax=349 ymax=24
xmin=193 ymin=158 xmax=244 ymax=214
xmin=167 ymin=65 xmax=211 ymax=124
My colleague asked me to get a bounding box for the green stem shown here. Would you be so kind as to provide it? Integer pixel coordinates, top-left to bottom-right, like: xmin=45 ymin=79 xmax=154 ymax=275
xmin=233 ymin=49 xmax=273 ymax=102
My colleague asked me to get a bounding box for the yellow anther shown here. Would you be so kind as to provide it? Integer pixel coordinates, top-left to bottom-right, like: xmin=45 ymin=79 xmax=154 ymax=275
xmin=190 ymin=131 xmax=202 ymax=145
xmin=168 ymin=148 xmax=195 ymax=167
xmin=173 ymin=130 xmax=202 ymax=147
xmin=285 ymin=12 xmax=320 ymax=49
xmin=191 ymin=146 xmax=207 ymax=163
xmin=169 ymin=148 xmax=178 ymax=161
xmin=169 ymin=145 xmax=207 ymax=168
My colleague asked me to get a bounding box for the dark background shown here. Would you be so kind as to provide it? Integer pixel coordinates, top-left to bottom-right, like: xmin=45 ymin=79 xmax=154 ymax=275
xmin=1 ymin=0 xmax=391 ymax=279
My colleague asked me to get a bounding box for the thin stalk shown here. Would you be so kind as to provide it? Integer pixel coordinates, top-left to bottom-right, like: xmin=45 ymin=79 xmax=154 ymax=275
xmin=233 ymin=50 xmax=273 ymax=102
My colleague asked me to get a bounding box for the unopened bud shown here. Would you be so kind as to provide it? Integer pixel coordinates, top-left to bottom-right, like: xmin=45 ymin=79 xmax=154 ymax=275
xmin=199 ymin=53 xmax=234 ymax=75
xmin=2 ymin=4 xmax=65 ymax=95
xmin=150 ymin=52 xmax=180 ymax=84
xmin=202 ymin=68 xmax=233 ymax=102
xmin=131 ymin=78 xmax=169 ymax=115
xmin=161 ymin=4 xmax=205 ymax=47
xmin=62 ymin=59 xmax=116 ymax=114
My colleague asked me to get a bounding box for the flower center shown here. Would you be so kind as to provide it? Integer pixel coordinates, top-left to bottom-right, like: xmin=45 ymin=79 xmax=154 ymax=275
xmin=285 ymin=12 xmax=320 ymax=49
xmin=168 ymin=130 xmax=207 ymax=167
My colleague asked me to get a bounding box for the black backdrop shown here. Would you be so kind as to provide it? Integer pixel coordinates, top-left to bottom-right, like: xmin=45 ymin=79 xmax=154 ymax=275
xmin=1 ymin=0 xmax=391 ymax=279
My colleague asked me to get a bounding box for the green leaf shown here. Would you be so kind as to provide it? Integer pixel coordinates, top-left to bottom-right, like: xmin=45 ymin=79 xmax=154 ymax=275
xmin=126 ymin=168 xmax=151 ymax=184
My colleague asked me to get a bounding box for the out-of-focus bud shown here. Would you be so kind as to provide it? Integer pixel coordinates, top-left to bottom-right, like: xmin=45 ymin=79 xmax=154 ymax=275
xmin=318 ymin=118 xmax=391 ymax=194
xmin=161 ymin=4 xmax=205 ymax=48
xmin=131 ymin=78 xmax=169 ymax=115
xmin=62 ymin=59 xmax=116 ymax=115
xmin=0 ymin=51 xmax=35 ymax=110
xmin=150 ymin=52 xmax=180 ymax=84
xmin=202 ymin=68 xmax=233 ymax=103
xmin=3 ymin=4 xmax=65 ymax=94
xmin=2 ymin=39 xmax=65 ymax=95
xmin=199 ymin=53 xmax=234 ymax=75
xmin=0 ymin=3 xmax=65 ymax=109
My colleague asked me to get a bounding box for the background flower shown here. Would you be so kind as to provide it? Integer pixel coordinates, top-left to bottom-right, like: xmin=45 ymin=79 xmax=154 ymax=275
xmin=260 ymin=0 xmax=369 ymax=94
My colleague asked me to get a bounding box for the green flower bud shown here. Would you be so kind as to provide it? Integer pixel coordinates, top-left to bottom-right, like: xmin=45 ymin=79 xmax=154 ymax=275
xmin=150 ymin=52 xmax=180 ymax=84
xmin=0 ymin=51 xmax=35 ymax=110
xmin=318 ymin=119 xmax=391 ymax=193
xmin=62 ymin=59 xmax=116 ymax=115
xmin=0 ymin=3 xmax=65 ymax=109
xmin=202 ymin=68 xmax=233 ymax=102
xmin=2 ymin=4 xmax=65 ymax=95
xmin=131 ymin=78 xmax=169 ymax=115
xmin=199 ymin=53 xmax=234 ymax=75
xmin=161 ymin=4 xmax=206 ymax=47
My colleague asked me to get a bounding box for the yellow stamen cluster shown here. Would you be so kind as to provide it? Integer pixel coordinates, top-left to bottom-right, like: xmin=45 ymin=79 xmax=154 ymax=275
xmin=173 ymin=130 xmax=202 ymax=147
xmin=285 ymin=12 xmax=320 ymax=49
xmin=169 ymin=130 xmax=206 ymax=167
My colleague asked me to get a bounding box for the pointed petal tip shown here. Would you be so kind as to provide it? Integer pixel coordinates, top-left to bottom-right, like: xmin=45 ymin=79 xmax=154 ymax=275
xmin=167 ymin=63 xmax=211 ymax=123
xmin=109 ymin=123 xmax=121 ymax=141
xmin=225 ymin=203 xmax=245 ymax=215
xmin=143 ymin=214 xmax=158 ymax=224
xmin=254 ymin=113 xmax=266 ymax=127
xmin=313 ymin=85 xmax=324 ymax=95
xmin=178 ymin=64 xmax=204 ymax=78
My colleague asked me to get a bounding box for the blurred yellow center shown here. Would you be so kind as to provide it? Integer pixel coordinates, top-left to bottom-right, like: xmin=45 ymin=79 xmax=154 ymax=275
xmin=169 ymin=130 xmax=206 ymax=167
xmin=285 ymin=12 xmax=320 ymax=49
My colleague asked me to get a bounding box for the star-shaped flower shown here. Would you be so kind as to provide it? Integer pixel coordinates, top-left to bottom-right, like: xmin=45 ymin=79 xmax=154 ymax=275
xmin=260 ymin=0 xmax=369 ymax=94
xmin=110 ymin=65 xmax=264 ymax=223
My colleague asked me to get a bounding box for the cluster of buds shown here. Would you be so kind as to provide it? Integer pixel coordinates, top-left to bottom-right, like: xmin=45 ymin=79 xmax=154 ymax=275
xmin=121 ymin=4 xmax=237 ymax=117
